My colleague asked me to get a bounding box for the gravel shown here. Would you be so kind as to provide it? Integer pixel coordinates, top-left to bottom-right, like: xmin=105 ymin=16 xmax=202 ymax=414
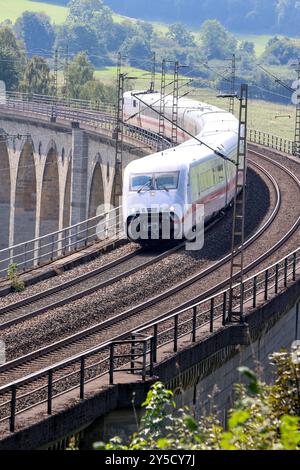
xmin=1 ymin=166 xmax=275 ymax=360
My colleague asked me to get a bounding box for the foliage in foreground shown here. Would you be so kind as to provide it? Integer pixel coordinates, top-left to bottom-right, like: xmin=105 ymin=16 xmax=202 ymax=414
xmin=95 ymin=351 xmax=300 ymax=450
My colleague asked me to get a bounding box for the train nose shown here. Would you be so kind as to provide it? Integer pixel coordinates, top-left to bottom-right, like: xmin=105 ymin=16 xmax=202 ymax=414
xmin=127 ymin=209 xmax=181 ymax=243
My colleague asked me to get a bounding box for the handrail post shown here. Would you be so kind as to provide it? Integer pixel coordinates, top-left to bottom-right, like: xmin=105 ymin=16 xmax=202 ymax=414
xmin=24 ymin=242 xmax=27 ymax=271
xmin=76 ymin=225 xmax=79 ymax=251
xmin=275 ymin=264 xmax=279 ymax=294
xmin=174 ymin=315 xmax=178 ymax=352
xmin=153 ymin=324 xmax=158 ymax=363
xmin=10 ymin=385 xmax=17 ymax=433
xmin=284 ymin=258 xmax=288 ymax=287
xmin=149 ymin=337 xmax=154 ymax=377
xmin=192 ymin=306 xmax=197 ymax=342
xmin=80 ymin=356 xmax=85 ymax=399
xmin=222 ymin=292 xmax=227 ymax=325
xmin=264 ymin=269 xmax=269 ymax=301
xmin=47 ymin=369 xmax=53 ymax=415
xmin=253 ymin=276 xmax=257 ymax=308
xmin=109 ymin=343 xmax=114 ymax=385
xmin=210 ymin=297 xmax=214 ymax=333
xmin=293 ymin=253 xmax=297 ymax=281
xmin=142 ymin=340 xmax=147 ymax=381
xmin=130 ymin=334 xmax=136 ymax=374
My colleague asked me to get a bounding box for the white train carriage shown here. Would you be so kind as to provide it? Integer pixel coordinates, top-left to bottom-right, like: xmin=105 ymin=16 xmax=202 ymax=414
xmin=122 ymin=91 xmax=243 ymax=244
xmin=124 ymin=91 xmax=238 ymax=143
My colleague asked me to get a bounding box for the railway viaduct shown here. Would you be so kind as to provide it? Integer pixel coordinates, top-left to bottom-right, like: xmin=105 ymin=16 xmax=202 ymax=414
xmin=0 ymin=102 xmax=149 ymax=251
xmin=0 ymin=95 xmax=299 ymax=450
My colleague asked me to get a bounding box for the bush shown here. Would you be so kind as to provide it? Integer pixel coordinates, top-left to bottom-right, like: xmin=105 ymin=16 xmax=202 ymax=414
xmin=95 ymin=351 xmax=300 ymax=450
xmin=7 ymin=263 xmax=25 ymax=292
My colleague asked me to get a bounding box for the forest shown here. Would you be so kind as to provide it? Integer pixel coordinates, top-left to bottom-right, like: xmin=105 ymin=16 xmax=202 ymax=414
xmin=41 ymin=0 xmax=300 ymax=35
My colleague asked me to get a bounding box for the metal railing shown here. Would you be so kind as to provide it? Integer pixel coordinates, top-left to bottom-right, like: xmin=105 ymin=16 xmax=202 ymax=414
xmin=1 ymin=92 xmax=297 ymax=156
xmin=0 ymin=335 xmax=154 ymax=432
xmin=0 ymin=244 xmax=299 ymax=432
xmin=5 ymin=91 xmax=116 ymax=116
xmin=0 ymin=206 xmax=123 ymax=278
xmin=0 ymin=92 xmax=171 ymax=152
xmin=133 ymin=248 xmax=300 ymax=359
xmin=0 ymin=93 xmax=172 ymax=279
xmin=248 ymin=129 xmax=296 ymax=155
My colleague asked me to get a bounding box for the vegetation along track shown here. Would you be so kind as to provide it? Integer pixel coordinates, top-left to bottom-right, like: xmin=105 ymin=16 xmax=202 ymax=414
xmin=1 ymin=149 xmax=300 ymax=392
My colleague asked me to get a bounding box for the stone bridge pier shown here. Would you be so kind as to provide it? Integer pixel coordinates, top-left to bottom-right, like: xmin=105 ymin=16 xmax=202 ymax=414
xmin=0 ymin=114 xmax=144 ymax=250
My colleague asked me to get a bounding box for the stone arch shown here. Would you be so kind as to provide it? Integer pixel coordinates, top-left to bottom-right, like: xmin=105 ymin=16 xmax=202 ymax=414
xmin=45 ymin=139 xmax=57 ymax=157
xmin=14 ymin=141 xmax=37 ymax=245
xmin=38 ymin=141 xmax=42 ymax=157
xmin=89 ymin=160 xmax=104 ymax=218
xmin=40 ymin=146 xmax=60 ymax=236
xmin=0 ymin=139 xmax=11 ymax=249
xmin=63 ymin=160 xmax=72 ymax=228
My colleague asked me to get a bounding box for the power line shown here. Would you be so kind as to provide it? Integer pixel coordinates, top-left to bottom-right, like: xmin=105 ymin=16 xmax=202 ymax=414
xmin=132 ymin=92 xmax=237 ymax=164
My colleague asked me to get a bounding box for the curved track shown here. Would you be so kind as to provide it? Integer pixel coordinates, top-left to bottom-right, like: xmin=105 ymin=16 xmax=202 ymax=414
xmin=2 ymin=151 xmax=299 ymax=387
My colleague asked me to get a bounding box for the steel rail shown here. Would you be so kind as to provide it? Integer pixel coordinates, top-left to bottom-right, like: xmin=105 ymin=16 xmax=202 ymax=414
xmin=0 ymin=152 xmax=300 ymax=430
xmin=0 ymin=157 xmax=285 ymax=376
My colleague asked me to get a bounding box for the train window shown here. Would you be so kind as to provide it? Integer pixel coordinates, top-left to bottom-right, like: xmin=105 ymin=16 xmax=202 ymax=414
xmin=199 ymin=170 xmax=214 ymax=191
xmin=155 ymin=172 xmax=179 ymax=190
xmin=131 ymin=174 xmax=153 ymax=192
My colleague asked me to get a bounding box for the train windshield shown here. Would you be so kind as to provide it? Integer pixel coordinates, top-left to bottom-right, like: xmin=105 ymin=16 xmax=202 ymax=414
xmin=155 ymin=172 xmax=179 ymax=190
xmin=131 ymin=175 xmax=153 ymax=192
xmin=130 ymin=172 xmax=179 ymax=191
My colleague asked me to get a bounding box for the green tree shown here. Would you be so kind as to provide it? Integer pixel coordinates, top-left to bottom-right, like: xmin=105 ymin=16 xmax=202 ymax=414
xmin=55 ymin=23 xmax=105 ymax=65
xmin=14 ymin=12 xmax=55 ymax=57
xmin=238 ymin=41 xmax=256 ymax=72
xmin=0 ymin=27 xmax=25 ymax=90
xmin=67 ymin=0 xmax=114 ymax=53
xmin=201 ymin=20 xmax=237 ymax=60
xmin=68 ymin=52 xmax=94 ymax=98
xmin=167 ymin=23 xmax=196 ymax=48
xmin=20 ymin=56 xmax=54 ymax=95
xmin=262 ymin=36 xmax=300 ymax=65
xmin=121 ymin=35 xmax=152 ymax=67
xmin=67 ymin=0 xmax=111 ymax=24
xmin=95 ymin=351 xmax=300 ymax=450
xmin=79 ymin=80 xmax=116 ymax=104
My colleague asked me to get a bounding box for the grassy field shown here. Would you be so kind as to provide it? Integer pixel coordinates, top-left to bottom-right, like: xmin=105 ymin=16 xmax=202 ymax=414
xmin=0 ymin=0 xmax=168 ymax=34
xmin=0 ymin=0 xmax=68 ymax=24
xmin=198 ymin=89 xmax=295 ymax=140
xmin=235 ymin=33 xmax=273 ymax=57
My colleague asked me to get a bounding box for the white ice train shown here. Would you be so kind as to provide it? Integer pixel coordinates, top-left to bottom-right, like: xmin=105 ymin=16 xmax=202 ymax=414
xmin=122 ymin=90 xmax=244 ymax=244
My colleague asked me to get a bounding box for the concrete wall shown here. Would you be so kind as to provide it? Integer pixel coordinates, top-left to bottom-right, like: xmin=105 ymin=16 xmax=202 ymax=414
xmin=80 ymin=300 xmax=299 ymax=448
xmin=0 ymin=114 xmax=146 ymax=250
xmin=180 ymin=302 xmax=299 ymax=422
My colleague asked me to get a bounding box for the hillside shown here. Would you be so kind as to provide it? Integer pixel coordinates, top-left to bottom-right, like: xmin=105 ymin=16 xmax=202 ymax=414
xmin=2 ymin=1 xmax=300 ymax=36
xmin=0 ymin=0 xmax=68 ymax=24
xmin=104 ymin=0 xmax=300 ymax=35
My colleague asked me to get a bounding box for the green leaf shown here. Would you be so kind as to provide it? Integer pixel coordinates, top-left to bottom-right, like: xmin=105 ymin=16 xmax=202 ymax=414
xmin=184 ymin=415 xmax=198 ymax=432
xmin=157 ymin=438 xmax=169 ymax=449
xmin=228 ymin=410 xmax=250 ymax=429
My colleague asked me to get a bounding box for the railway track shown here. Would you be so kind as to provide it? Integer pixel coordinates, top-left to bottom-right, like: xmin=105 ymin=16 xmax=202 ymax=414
xmin=0 ymin=209 xmax=233 ymax=332
xmin=0 ymin=244 xmax=182 ymax=330
xmin=0 ymin=148 xmax=300 ymax=430
xmin=1 ymin=151 xmax=299 ymax=388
